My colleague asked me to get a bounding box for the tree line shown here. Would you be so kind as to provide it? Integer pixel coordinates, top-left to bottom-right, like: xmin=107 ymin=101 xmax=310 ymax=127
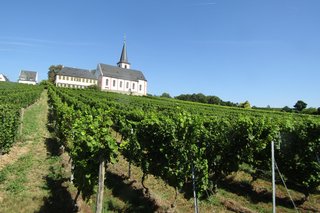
xmin=160 ymin=92 xmax=320 ymax=115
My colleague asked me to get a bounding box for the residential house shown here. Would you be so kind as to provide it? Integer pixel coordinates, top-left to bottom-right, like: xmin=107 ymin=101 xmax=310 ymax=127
xmin=0 ymin=74 xmax=9 ymax=82
xmin=18 ymin=70 xmax=38 ymax=85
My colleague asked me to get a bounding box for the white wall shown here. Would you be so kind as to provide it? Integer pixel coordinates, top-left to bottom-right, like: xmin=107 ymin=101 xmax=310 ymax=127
xmin=55 ymin=74 xmax=97 ymax=88
xmin=100 ymin=76 xmax=147 ymax=95
xmin=0 ymin=74 xmax=6 ymax=82
xmin=18 ymin=80 xmax=36 ymax=85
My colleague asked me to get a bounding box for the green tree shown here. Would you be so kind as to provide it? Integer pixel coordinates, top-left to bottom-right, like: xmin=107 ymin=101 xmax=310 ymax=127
xmin=302 ymin=107 xmax=317 ymax=115
xmin=207 ymin=95 xmax=222 ymax=105
xmin=240 ymin=101 xmax=251 ymax=109
xmin=294 ymin=100 xmax=307 ymax=112
xmin=282 ymin=106 xmax=292 ymax=113
xmin=48 ymin=65 xmax=63 ymax=84
xmin=160 ymin=92 xmax=172 ymax=98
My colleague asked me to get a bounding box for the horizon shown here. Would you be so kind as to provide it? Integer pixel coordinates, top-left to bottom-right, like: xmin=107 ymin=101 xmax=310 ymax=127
xmin=1 ymin=0 xmax=320 ymax=108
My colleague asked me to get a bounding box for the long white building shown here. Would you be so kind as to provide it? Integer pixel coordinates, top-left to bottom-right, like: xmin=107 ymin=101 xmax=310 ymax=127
xmin=55 ymin=42 xmax=147 ymax=95
xmin=55 ymin=67 xmax=97 ymax=89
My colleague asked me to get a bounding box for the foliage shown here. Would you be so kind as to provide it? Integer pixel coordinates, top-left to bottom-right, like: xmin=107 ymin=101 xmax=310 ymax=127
xmin=0 ymin=83 xmax=43 ymax=154
xmin=160 ymin=92 xmax=171 ymax=98
xmin=48 ymin=64 xmax=63 ymax=84
xmin=175 ymin=93 xmax=236 ymax=106
xmin=47 ymin=87 xmax=119 ymax=200
xmin=282 ymin=106 xmax=292 ymax=113
xmin=239 ymin=100 xmax=251 ymax=109
xmin=47 ymin=86 xmax=320 ymax=199
xmin=294 ymin=100 xmax=307 ymax=112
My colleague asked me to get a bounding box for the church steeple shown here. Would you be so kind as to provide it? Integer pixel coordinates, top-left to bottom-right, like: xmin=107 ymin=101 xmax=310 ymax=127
xmin=117 ymin=39 xmax=131 ymax=69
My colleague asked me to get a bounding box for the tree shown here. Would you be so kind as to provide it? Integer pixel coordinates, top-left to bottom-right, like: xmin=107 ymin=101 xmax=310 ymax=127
xmin=317 ymin=107 xmax=320 ymax=115
xmin=240 ymin=101 xmax=251 ymax=109
xmin=302 ymin=107 xmax=317 ymax=115
xmin=294 ymin=100 xmax=307 ymax=112
xmin=207 ymin=96 xmax=221 ymax=105
xmin=48 ymin=65 xmax=63 ymax=84
xmin=282 ymin=106 xmax=292 ymax=113
xmin=160 ymin=92 xmax=172 ymax=98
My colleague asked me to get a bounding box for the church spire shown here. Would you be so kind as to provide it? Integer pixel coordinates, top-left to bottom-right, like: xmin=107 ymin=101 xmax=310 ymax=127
xmin=117 ymin=38 xmax=131 ymax=69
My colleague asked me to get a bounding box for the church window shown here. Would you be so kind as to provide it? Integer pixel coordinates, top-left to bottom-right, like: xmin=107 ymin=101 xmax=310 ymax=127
xmin=139 ymin=85 xmax=142 ymax=91
xmin=132 ymin=83 xmax=135 ymax=90
xmin=59 ymin=75 xmax=61 ymax=80
xmin=126 ymin=82 xmax=129 ymax=89
xmin=113 ymin=80 xmax=116 ymax=87
xmin=62 ymin=76 xmax=65 ymax=80
xmin=106 ymin=79 xmax=109 ymax=86
xmin=120 ymin=81 xmax=123 ymax=88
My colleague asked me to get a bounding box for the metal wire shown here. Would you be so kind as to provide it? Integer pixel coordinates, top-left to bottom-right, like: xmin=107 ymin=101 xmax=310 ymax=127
xmin=274 ymin=160 xmax=300 ymax=213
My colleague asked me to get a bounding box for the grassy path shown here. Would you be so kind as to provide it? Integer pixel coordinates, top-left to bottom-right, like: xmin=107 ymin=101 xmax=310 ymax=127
xmin=0 ymin=91 xmax=76 ymax=213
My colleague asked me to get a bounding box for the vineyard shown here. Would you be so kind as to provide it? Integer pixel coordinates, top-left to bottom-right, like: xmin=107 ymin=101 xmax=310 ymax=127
xmin=0 ymin=82 xmax=319 ymax=211
xmin=0 ymin=82 xmax=43 ymax=155
xmin=45 ymin=85 xmax=320 ymax=212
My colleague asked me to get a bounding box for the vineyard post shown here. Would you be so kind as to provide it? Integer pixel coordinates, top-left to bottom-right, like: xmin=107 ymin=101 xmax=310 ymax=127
xmin=19 ymin=108 xmax=24 ymax=135
xmin=128 ymin=128 xmax=134 ymax=179
xmin=192 ymin=163 xmax=199 ymax=213
xmin=271 ymin=140 xmax=276 ymax=213
xmin=95 ymin=155 xmax=106 ymax=213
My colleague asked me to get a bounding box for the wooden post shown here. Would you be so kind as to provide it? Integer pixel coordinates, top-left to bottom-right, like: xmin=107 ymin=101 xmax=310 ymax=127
xmin=19 ymin=108 xmax=24 ymax=135
xmin=95 ymin=156 xmax=106 ymax=213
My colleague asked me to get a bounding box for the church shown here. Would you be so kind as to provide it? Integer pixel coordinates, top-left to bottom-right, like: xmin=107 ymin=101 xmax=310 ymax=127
xmin=55 ymin=42 xmax=147 ymax=96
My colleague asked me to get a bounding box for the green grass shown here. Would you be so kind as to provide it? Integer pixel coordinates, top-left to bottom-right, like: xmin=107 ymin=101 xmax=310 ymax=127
xmin=0 ymin=154 xmax=33 ymax=194
xmin=0 ymin=91 xmax=69 ymax=213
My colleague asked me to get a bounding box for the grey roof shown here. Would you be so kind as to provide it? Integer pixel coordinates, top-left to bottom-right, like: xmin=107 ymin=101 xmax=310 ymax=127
xmin=91 ymin=69 xmax=97 ymax=76
xmin=118 ymin=42 xmax=130 ymax=64
xmin=58 ymin=67 xmax=97 ymax=79
xmin=1 ymin=74 xmax=9 ymax=81
xmin=19 ymin=70 xmax=37 ymax=82
xmin=99 ymin=63 xmax=146 ymax=81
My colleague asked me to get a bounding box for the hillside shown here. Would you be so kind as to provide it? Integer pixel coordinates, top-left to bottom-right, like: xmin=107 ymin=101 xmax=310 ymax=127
xmin=1 ymin=84 xmax=319 ymax=212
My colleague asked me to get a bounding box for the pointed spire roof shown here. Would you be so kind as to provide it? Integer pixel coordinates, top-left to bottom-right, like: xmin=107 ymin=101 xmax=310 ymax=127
xmin=118 ymin=41 xmax=129 ymax=64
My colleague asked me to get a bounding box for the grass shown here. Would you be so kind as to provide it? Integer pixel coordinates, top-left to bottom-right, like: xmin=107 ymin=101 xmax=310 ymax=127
xmin=0 ymin=91 xmax=70 ymax=213
xmin=101 ymin=154 xmax=320 ymax=213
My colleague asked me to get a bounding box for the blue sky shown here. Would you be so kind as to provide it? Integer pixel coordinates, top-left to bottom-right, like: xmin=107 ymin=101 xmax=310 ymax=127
xmin=1 ymin=0 xmax=320 ymax=108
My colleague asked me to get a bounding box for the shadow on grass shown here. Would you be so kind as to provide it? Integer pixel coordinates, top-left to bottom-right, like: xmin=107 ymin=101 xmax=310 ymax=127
xmin=37 ymin=176 xmax=74 ymax=213
xmin=36 ymin=137 xmax=76 ymax=213
xmin=219 ymin=178 xmax=307 ymax=209
xmin=105 ymin=170 xmax=159 ymax=213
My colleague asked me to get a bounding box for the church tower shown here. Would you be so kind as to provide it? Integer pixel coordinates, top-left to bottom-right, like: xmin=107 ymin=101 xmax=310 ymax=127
xmin=117 ymin=40 xmax=131 ymax=69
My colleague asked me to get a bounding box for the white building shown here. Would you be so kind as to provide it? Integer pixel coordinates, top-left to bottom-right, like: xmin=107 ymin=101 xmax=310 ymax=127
xmin=55 ymin=67 xmax=97 ymax=89
xmin=97 ymin=63 xmax=147 ymax=96
xmin=0 ymin=74 xmax=9 ymax=82
xmin=18 ymin=70 xmax=38 ymax=85
xmin=55 ymin=41 xmax=148 ymax=95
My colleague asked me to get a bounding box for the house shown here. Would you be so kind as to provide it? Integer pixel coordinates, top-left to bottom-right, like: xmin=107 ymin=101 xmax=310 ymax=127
xmin=97 ymin=42 xmax=147 ymax=96
xmin=0 ymin=74 xmax=9 ymax=82
xmin=55 ymin=41 xmax=148 ymax=95
xmin=18 ymin=70 xmax=38 ymax=85
xmin=55 ymin=67 xmax=97 ymax=89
